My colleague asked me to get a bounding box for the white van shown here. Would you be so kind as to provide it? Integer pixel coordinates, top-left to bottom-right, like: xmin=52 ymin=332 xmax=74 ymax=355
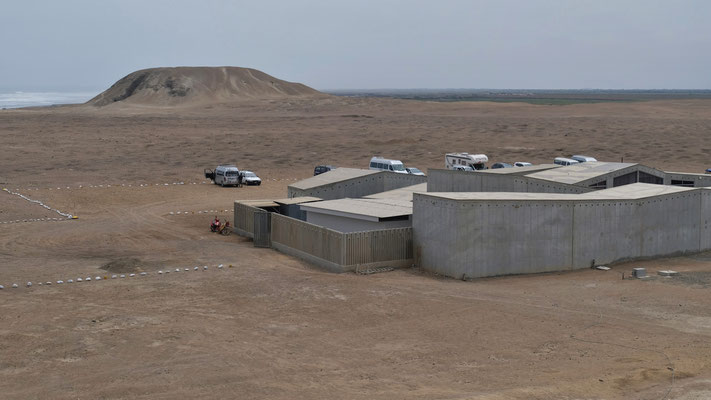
xmin=445 ymin=153 xmax=488 ymax=171
xmin=554 ymin=157 xmax=580 ymax=166
xmin=212 ymin=165 xmax=241 ymax=186
xmin=571 ymin=155 xmax=598 ymax=163
xmin=369 ymin=157 xmax=408 ymax=174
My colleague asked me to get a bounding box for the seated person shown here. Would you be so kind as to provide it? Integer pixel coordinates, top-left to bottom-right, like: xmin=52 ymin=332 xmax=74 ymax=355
xmin=210 ymin=217 xmax=221 ymax=232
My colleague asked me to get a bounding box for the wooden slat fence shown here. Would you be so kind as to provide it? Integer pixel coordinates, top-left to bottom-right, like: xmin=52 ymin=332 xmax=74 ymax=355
xmin=342 ymin=228 xmax=413 ymax=270
xmin=270 ymin=213 xmax=413 ymax=272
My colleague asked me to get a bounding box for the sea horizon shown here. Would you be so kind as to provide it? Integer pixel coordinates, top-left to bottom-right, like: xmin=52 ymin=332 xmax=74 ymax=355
xmin=0 ymin=91 xmax=99 ymax=109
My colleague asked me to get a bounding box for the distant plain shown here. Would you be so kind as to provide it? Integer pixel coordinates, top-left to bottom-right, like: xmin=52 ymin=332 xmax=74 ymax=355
xmin=1 ymin=83 xmax=711 ymax=399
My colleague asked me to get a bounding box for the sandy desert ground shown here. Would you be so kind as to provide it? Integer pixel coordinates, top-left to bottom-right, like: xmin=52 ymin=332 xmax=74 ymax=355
xmin=2 ymin=95 xmax=711 ymax=399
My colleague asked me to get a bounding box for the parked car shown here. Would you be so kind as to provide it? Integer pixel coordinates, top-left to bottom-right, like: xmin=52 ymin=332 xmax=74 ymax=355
xmin=406 ymin=167 xmax=425 ymax=176
xmin=706 ymin=168 xmax=711 ymax=174
xmin=239 ymin=171 xmax=261 ymax=186
xmin=554 ymin=157 xmax=581 ymax=166
xmin=514 ymin=162 xmax=533 ymax=167
xmin=571 ymin=155 xmax=597 ymax=163
xmin=314 ymin=165 xmax=335 ymax=176
xmin=491 ymin=162 xmax=513 ymax=169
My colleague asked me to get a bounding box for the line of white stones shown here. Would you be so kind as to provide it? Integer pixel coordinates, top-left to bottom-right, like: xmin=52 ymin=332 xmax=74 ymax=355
xmin=168 ymin=209 xmax=232 ymax=216
xmin=10 ymin=177 xmax=301 ymax=192
xmin=0 ymin=264 xmax=231 ymax=290
xmin=2 ymin=187 xmax=75 ymax=221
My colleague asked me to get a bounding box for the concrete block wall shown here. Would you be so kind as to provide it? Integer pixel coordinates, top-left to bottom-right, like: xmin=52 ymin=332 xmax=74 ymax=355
xmin=427 ymin=169 xmax=590 ymax=194
xmin=414 ymin=198 xmax=575 ymax=278
xmin=382 ymin=173 xmax=427 ymax=191
xmin=571 ymin=201 xmax=642 ymax=267
xmin=701 ymin=189 xmax=711 ymax=250
xmin=414 ymin=190 xmax=711 ymax=279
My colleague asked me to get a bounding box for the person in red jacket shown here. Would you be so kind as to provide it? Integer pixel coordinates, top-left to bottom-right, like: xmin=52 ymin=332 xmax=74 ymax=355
xmin=210 ymin=216 xmax=221 ymax=232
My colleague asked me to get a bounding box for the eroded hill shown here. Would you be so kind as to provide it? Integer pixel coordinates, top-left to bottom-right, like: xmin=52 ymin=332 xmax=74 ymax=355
xmin=87 ymin=66 xmax=323 ymax=107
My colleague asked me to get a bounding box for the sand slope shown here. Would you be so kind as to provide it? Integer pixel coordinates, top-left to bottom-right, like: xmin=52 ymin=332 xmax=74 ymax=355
xmin=87 ymin=66 xmax=323 ymax=107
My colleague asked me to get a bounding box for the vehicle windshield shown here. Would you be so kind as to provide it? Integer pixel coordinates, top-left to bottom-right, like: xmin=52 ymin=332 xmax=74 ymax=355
xmin=392 ymin=163 xmax=405 ymax=171
xmin=225 ymin=171 xmax=239 ymax=176
xmin=471 ymin=164 xmax=486 ymax=170
xmin=409 ymin=168 xmax=421 ymax=173
xmin=244 ymin=172 xmax=256 ymax=177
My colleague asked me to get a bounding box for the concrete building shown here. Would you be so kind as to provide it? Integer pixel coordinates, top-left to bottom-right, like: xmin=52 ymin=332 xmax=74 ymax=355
xmin=525 ymin=162 xmax=665 ymax=189
xmin=363 ymin=183 xmax=427 ymax=201
xmin=413 ymin=183 xmax=710 ymax=279
xmin=241 ymin=161 xmax=711 ymax=279
xmin=478 ymin=164 xmax=560 ymax=176
xmin=427 ymin=169 xmax=592 ymax=194
xmin=300 ymin=198 xmax=413 ymax=233
xmin=663 ymin=171 xmax=711 ymax=187
xmin=288 ymin=168 xmax=426 ymax=200
xmin=273 ymin=197 xmax=322 ymax=220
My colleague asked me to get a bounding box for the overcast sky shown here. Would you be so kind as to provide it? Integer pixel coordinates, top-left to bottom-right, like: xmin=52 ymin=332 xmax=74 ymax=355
xmin=1 ymin=0 xmax=710 ymax=91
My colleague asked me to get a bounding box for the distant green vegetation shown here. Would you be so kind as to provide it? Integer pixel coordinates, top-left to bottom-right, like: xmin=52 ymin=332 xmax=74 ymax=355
xmin=327 ymin=89 xmax=711 ymax=105
xmin=414 ymin=97 xmax=637 ymax=105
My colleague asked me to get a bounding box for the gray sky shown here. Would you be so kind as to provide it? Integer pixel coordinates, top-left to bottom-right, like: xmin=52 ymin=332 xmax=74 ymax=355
xmin=1 ymin=0 xmax=710 ymax=91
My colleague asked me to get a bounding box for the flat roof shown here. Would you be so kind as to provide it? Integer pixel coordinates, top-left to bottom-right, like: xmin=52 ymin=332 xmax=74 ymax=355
xmin=363 ymin=183 xmax=427 ymax=201
xmin=273 ymin=196 xmax=322 ymax=205
xmin=300 ymin=198 xmax=413 ymax=221
xmin=234 ymin=199 xmax=279 ymax=208
xmin=289 ymin=168 xmax=380 ymax=190
xmin=525 ymin=162 xmax=638 ymax=184
xmin=418 ymin=183 xmax=697 ymax=202
xmin=478 ymin=164 xmax=560 ymax=175
xmin=665 ymin=171 xmax=711 ymax=178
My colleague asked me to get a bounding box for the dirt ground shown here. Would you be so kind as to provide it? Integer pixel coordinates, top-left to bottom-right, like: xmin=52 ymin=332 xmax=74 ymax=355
xmin=1 ymin=98 xmax=711 ymax=399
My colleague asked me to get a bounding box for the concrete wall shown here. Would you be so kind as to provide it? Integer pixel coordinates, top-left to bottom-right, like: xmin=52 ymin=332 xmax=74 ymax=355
xmin=414 ymin=190 xmax=711 ymax=279
xmin=288 ymin=172 xmax=426 ymax=200
xmin=664 ymin=172 xmax=711 ymax=187
xmin=427 ymin=169 xmax=590 ymax=194
xmin=576 ymin=164 xmax=666 ymax=188
xmin=702 ymin=189 xmax=711 ymax=250
xmin=306 ymin=212 xmax=411 ymax=233
xmin=414 ymin=197 xmax=575 ymax=278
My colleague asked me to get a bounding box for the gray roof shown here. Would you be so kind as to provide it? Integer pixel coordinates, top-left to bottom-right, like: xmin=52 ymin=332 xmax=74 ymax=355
xmin=289 ymin=168 xmax=379 ymax=190
xmin=525 ymin=162 xmax=638 ymax=184
xmin=273 ymin=196 xmax=322 ymax=205
xmin=300 ymin=198 xmax=413 ymax=221
xmin=363 ymin=183 xmax=427 ymax=201
xmin=234 ymin=199 xmax=279 ymax=207
xmin=479 ymin=164 xmax=560 ymax=175
xmin=419 ymin=183 xmax=696 ymax=202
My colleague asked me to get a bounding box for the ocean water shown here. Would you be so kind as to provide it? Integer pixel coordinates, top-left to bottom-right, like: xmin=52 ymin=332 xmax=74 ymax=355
xmin=0 ymin=91 xmax=97 ymax=109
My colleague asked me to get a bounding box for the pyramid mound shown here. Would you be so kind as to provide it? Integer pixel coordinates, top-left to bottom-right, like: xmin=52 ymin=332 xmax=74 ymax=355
xmin=87 ymin=66 xmax=322 ymax=107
